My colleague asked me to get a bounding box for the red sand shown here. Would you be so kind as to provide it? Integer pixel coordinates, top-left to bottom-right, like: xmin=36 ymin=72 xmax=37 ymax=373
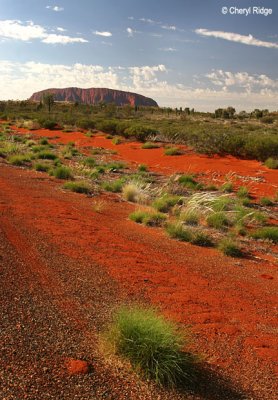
xmin=11 ymin=125 xmax=277 ymax=198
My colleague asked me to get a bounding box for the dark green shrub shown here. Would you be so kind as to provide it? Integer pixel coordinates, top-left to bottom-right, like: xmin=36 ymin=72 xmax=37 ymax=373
xmin=138 ymin=164 xmax=148 ymax=172
xmin=42 ymin=120 xmax=57 ymax=130
xmin=124 ymin=125 xmax=158 ymax=142
xmin=104 ymin=306 xmax=194 ymax=386
xmin=83 ymin=157 xmax=96 ymax=168
xmin=260 ymin=197 xmax=274 ymax=206
xmin=178 ymin=175 xmax=198 ymax=189
xmin=191 ymin=231 xmax=214 ymax=247
xmin=40 ymin=138 xmax=49 ymax=145
xmin=77 ymin=119 xmax=96 ymax=130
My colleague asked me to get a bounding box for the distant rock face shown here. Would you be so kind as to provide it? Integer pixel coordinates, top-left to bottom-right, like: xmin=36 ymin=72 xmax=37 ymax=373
xmin=29 ymin=87 xmax=158 ymax=107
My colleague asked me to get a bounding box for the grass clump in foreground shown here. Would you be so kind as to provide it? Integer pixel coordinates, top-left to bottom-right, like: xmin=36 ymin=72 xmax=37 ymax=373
xmin=152 ymin=194 xmax=182 ymax=213
xmin=8 ymin=154 xmax=31 ymax=166
xmin=63 ymin=181 xmax=91 ymax=194
xmin=264 ymin=157 xmax=278 ymax=169
xmin=206 ymin=212 xmax=230 ymax=230
xmin=142 ymin=142 xmax=159 ymax=149
xmin=251 ymin=227 xmax=278 ymax=243
xmin=104 ymin=305 xmax=195 ymax=387
xmin=166 ymin=222 xmax=193 ymax=242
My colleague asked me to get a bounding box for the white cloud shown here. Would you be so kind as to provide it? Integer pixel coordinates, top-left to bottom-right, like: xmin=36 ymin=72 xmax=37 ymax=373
xmin=46 ymin=5 xmax=64 ymax=12
xmin=126 ymin=27 xmax=139 ymax=37
xmin=161 ymin=24 xmax=176 ymax=31
xmin=0 ymin=20 xmax=87 ymax=44
xmin=128 ymin=16 xmax=134 ymax=20
xmin=93 ymin=30 xmax=112 ymax=37
xmin=57 ymin=27 xmax=67 ymax=32
xmin=0 ymin=60 xmax=277 ymax=111
xmin=42 ymin=34 xmax=88 ymax=44
xmin=159 ymin=47 xmax=177 ymax=52
xmin=195 ymin=28 xmax=278 ymax=49
xmin=206 ymin=70 xmax=278 ymax=93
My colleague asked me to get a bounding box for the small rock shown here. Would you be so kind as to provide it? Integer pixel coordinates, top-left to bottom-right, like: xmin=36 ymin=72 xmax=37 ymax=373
xmin=65 ymin=358 xmax=90 ymax=375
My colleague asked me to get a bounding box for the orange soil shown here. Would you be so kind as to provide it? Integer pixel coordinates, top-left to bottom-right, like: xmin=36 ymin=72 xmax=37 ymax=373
xmin=12 ymin=125 xmax=277 ymax=198
xmin=0 ymin=163 xmax=277 ymax=398
xmin=1 ymin=123 xmax=278 ymax=398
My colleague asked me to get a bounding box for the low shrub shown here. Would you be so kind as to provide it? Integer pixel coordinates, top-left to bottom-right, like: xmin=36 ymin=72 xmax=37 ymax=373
xmin=264 ymin=158 xmax=278 ymax=169
xmin=122 ymin=183 xmax=143 ymax=202
xmin=63 ymin=181 xmax=91 ymax=194
xmin=8 ymin=154 xmax=31 ymax=166
xmin=42 ymin=120 xmax=56 ymax=130
xmin=104 ymin=305 xmax=194 ymax=386
xmin=124 ymin=125 xmax=157 ymax=142
xmin=34 ymin=163 xmax=50 ymax=172
xmin=164 ymin=147 xmax=181 ymax=156
xmin=221 ymin=182 xmax=233 ymax=193
xmin=37 ymin=150 xmax=57 ymax=160
xmin=142 ymin=142 xmax=159 ymax=149
xmin=251 ymin=227 xmax=278 ymax=243
xmin=260 ymin=197 xmax=274 ymax=207
xmin=142 ymin=212 xmax=166 ymax=227
xmin=39 ymin=138 xmax=49 ymax=145
xmin=237 ymin=186 xmax=250 ymax=199
xmin=178 ymin=175 xmax=198 ymax=190
xmin=77 ymin=118 xmax=96 ymax=130
xmin=102 ymin=179 xmax=124 ymax=193
xmin=166 ymin=222 xmax=193 ymax=242
xmin=112 ymin=137 xmax=122 ymax=145
xmin=206 ymin=212 xmax=230 ymax=230
xmin=212 ymin=196 xmax=233 ymax=212
xmin=153 ymin=195 xmax=182 ymax=213
xmin=218 ymin=239 xmax=243 ymax=257
xmin=180 ymin=211 xmax=199 ymax=226
xmin=129 ymin=211 xmax=149 ymax=223
xmin=83 ymin=157 xmax=96 ymax=168
xmin=138 ymin=164 xmax=148 ymax=172
xmin=191 ymin=231 xmax=214 ymax=247
xmin=53 ymin=166 xmax=72 ymax=180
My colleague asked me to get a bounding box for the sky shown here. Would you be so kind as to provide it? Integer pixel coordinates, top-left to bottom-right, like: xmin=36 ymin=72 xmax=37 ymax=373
xmin=0 ymin=0 xmax=277 ymax=111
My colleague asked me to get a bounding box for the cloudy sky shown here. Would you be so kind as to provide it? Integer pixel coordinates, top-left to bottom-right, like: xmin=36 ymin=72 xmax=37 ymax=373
xmin=0 ymin=0 xmax=277 ymax=111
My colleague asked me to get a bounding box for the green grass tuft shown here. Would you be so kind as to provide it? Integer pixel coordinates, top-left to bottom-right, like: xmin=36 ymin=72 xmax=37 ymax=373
xmin=166 ymin=222 xmax=193 ymax=242
xmin=104 ymin=305 xmax=195 ymax=386
xmin=63 ymin=181 xmax=91 ymax=194
xmin=206 ymin=212 xmax=230 ymax=230
xmin=251 ymin=227 xmax=278 ymax=243
xmin=53 ymin=166 xmax=72 ymax=180
xmin=152 ymin=195 xmax=182 ymax=213
xmin=218 ymin=239 xmax=243 ymax=257
xmin=264 ymin=158 xmax=278 ymax=169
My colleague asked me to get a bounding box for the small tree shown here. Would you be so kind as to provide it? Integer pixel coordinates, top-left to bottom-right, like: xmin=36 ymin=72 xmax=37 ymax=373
xmin=42 ymin=92 xmax=55 ymax=114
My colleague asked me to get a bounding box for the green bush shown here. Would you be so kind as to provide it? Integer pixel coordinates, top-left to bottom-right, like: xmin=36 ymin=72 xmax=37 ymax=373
xmin=138 ymin=164 xmax=148 ymax=172
xmin=34 ymin=163 xmax=50 ymax=172
xmin=251 ymin=227 xmax=278 ymax=243
xmin=152 ymin=195 xmax=182 ymax=213
xmin=42 ymin=120 xmax=57 ymax=130
xmin=39 ymin=138 xmax=49 ymax=145
xmin=166 ymin=223 xmax=193 ymax=242
xmin=37 ymin=150 xmax=57 ymax=160
xmin=102 ymin=179 xmax=124 ymax=193
xmin=206 ymin=212 xmax=230 ymax=230
xmin=178 ymin=175 xmax=198 ymax=190
xmin=8 ymin=154 xmax=31 ymax=166
xmin=237 ymin=186 xmax=250 ymax=199
xmin=129 ymin=211 xmax=166 ymax=226
xmin=191 ymin=231 xmax=214 ymax=247
xmin=142 ymin=142 xmax=159 ymax=149
xmin=104 ymin=306 xmax=194 ymax=386
xmin=53 ymin=166 xmax=72 ymax=180
xmin=63 ymin=181 xmax=91 ymax=194
xmin=221 ymin=182 xmax=233 ymax=193
xmin=129 ymin=211 xmax=149 ymax=223
xmin=218 ymin=239 xmax=243 ymax=257
xmin=260 ymin=197 xmax=274 ymax=207
xmin=264 ymin=158 xmax=278 ymax=169
xmin=83 ymin=157 xmax=96 ymax=168
xmin=164 ymin=147 xmax=181 ymax=156
xmin=124 ymin=125 xmax=158 ymax=142
xmin=180 ymin=211 xmax=199 ymax=226
xmin=77 ymin=118 xmax=96 ymax=130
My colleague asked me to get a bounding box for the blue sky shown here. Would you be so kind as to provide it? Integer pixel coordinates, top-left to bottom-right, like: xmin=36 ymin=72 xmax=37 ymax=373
xmin=0 ymin=0 xmax=277 ymax=110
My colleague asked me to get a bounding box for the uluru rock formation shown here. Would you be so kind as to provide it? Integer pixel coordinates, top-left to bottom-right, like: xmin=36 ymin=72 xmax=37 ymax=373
xmin=29 ymin=87 xmax=158 ymax=107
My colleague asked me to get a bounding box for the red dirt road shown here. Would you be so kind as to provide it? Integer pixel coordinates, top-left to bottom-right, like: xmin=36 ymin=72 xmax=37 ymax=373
xmin=0 ymin=163 xmax=277 ymax=399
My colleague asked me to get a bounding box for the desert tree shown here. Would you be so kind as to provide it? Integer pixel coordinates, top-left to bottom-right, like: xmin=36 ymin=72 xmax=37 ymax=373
xmin=42 ymin=92 xmax=55 ymax=114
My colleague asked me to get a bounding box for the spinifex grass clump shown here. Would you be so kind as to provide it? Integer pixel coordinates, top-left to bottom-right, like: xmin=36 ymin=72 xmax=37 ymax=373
xmin=165 ymin=222 xmax=193 ymax=242
xmin=178 ymin=174 xmax=199 ymax=190
xmin=164 ymin=147 xmax=181 ymax=156
xmin=264 ymin=157 xmax=278 ymax=169
xmin=53 ymin=166 xmax=72 ymax=180
xmin=129 ymin=210 xmax=166 ymax=227
xmin=251 ymin=227 xmax=278 ymax=243
xmin=152 ymin=194 xmax=182 ymax=213
xmin=104 ymin=306 xmax=194 ymax=386
xmin=63 ymin=181 xmax=91 ymax=194
xmin=8 ymin=154 xmax=31 ymax=166
xmin=142 ymin=142 xmax=159 ymax=149
xmin=206 ymin=212 xmax=230 ymax=230
xmin=218 ymin=238 xmax=243 ymax=257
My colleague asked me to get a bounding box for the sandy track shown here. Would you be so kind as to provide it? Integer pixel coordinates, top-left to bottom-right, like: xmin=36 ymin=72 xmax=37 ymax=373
xmin=0 ymin=164 xmax=277 ymax=399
